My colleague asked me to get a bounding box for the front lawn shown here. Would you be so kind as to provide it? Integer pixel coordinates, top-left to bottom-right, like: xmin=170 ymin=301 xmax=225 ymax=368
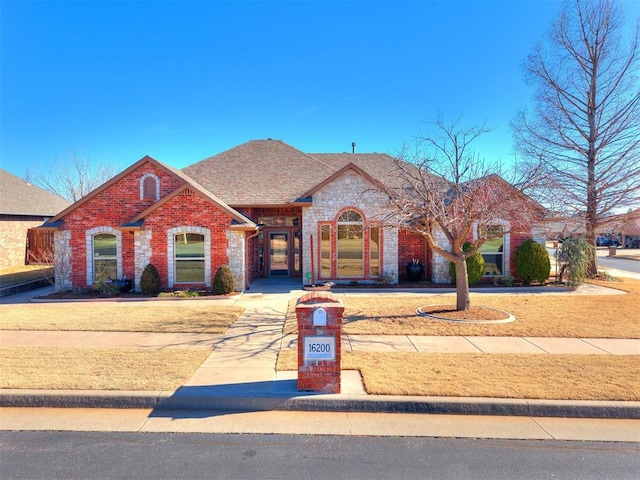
xmin=0 ymin=303 xmax=244 ymax=334
xmin=284 ymin=278 xmax=640 ymax=338
xmin=277 ymin=350 xmax=640 ymax=400
xmin=1 ymin=347 xmax=209 ymax=390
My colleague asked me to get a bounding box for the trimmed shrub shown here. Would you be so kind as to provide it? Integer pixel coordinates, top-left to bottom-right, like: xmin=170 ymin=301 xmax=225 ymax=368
xmin=515 ymin=239 xmax=551 ymax=285
xmin=140 ymin=263 xmax=162 ymax=295
xmin=450 ymin=242 xmax=485 ymax=286
xmin=213 ymin=264 xmax=235 ymax=295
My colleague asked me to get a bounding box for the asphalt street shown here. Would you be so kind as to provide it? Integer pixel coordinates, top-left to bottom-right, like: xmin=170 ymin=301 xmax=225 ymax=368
xmin=2 ymin=431 xmax=639 ymax=480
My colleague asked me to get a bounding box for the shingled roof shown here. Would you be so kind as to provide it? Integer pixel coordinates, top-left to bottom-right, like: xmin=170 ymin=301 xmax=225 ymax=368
xmin=182 ymin=139 xmax=400 ymax=206
xmin=43 ymin=156 xmax=255 ymax=230
xmin=0 ymin=168 xmax=70 ymax=216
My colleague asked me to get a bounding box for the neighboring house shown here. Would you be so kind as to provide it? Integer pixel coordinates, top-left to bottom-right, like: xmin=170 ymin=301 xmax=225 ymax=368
xmin=0 ymin=168 xmax=71 ymax=268
xmin=598 ymin=208 xmax=640 ymax=247
xmin=41 ymin=139 xmax=545 ymax=292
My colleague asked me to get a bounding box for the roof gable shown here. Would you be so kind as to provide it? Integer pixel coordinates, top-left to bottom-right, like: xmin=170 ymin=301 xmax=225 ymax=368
xmin=128 ymin=184 xmax=255 ymax=229
xmin=183 ymin=140 xmax=400 ymax=206
xmin=44 ymin=155 xmax=254 ymax=229
xmin=45 ymin=155 xmax=186 ymax=224
xmin=297 ymin=162 xmax=385 ymax=201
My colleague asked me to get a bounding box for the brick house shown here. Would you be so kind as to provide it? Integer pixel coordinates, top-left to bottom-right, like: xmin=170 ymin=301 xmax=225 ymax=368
xmin=41 ymin=140 xmax=544 ymax=292
xmin=0 ymin=168 xmax=70 ymax=268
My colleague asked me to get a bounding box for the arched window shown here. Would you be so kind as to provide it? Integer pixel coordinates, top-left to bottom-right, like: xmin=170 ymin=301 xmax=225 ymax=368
xmin=337 ymin=210 xmax=364 ymax=277
xmin=93 ymin=233 xmax=117 ymax=281
xmin=140 ymin=173 xmax=160 ymax=200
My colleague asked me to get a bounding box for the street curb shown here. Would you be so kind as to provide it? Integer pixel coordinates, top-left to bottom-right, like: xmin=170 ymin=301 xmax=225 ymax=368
xmin=2 ymin=390 xmax=639 ymax=419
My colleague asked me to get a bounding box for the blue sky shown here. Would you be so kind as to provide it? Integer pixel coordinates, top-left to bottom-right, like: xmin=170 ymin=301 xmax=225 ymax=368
xmin=2 ymin=0 xmax=639 ymax=179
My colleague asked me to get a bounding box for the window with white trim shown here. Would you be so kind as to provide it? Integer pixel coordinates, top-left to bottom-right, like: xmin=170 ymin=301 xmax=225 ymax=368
xmin=93 ymin=233 xmax=117 ymax=281
xmin=174 ymin=232 xmax=205 ymax=283
xmin=480 ymin=225 xmax=504 ymax=275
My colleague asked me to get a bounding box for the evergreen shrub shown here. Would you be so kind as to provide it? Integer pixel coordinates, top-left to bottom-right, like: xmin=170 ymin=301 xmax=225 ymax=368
xmin=140 ymin=263 xmax=162 ymax=295
xmin=515 ymin=239 xmax=551 ymax=285
xmin=213 ymin=264 xmax=235 ymax=295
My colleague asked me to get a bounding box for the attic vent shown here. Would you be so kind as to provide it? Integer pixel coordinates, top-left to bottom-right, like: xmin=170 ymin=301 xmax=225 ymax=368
xmin=183 ymin=188 xmax=194 ymax=196
xmin=352 ymin=142 xmax=356 ymax=154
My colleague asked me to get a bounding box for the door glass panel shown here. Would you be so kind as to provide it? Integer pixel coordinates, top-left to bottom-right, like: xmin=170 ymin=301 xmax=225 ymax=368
xmin=269 ymin=233 xmax=289 ymax=276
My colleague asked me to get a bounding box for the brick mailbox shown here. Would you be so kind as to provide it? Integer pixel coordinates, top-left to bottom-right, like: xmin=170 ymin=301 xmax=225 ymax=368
xmin=296 ymin=291 xmax=344 ymax=394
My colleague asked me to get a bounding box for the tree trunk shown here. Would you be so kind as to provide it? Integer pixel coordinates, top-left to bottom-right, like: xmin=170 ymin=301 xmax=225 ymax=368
xmin=454 ymin=257 xmax=471 ymax=311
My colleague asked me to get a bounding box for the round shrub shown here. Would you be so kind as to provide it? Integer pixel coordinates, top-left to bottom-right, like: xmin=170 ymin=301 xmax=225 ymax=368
xmin=450 ymin=242 xmax=485 ymax=286
xmin=213 ymin=264 xmax=235 ymax=295
xmin=140 ymin=263 xmax=162 ymax=295
xmin=515 ymin=239 xmax=550 ymax=285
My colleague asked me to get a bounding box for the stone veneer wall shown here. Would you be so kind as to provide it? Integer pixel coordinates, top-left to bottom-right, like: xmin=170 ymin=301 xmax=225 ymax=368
xmin=54 ymin=230 xmax=72 ymax=291
xmin=134 ymin=229 xmax=152 ymax=291
xmin=302 ymin=170 xmax=398 ymax=284
xmin=430 ymin=228 xmax=451 ymax=283
xmin=226 ymin=229 xmax=246 ymax=291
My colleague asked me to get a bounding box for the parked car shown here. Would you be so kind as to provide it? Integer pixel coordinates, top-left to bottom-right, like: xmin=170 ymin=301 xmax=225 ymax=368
xmin=597 ymin=237 xmax=620 ymax=247
xmin=630 ymin=239 xmax=640 ymax=248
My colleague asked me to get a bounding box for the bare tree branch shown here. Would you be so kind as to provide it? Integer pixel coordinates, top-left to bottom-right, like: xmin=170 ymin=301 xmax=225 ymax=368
xmin=374 ymin=116 xmax=542 ymax=311
xmin=512 ymin=0 xmax=640 ymax=275
xmin=33 ymin=148 xmax=118 ymax=202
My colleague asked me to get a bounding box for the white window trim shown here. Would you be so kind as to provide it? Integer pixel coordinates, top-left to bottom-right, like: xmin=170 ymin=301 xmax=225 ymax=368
xmin=86 ymin=226 xmax=122 ymax=285
xmin=140 ymin=173 xmax=160 ymax=200
xmin=474 ymin=220 xmax=510 ymax=277
xmin=167 ymin=226 xmax=211 ymax=288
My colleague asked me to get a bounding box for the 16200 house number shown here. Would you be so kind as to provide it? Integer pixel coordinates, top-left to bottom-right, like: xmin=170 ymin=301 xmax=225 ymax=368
xmin=303 ymin=336 xmax=336 ymax=361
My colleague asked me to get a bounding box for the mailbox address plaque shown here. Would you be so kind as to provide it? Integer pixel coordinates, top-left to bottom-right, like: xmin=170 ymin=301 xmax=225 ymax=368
xmin=303 ymin=335 xmax=336 ymax=361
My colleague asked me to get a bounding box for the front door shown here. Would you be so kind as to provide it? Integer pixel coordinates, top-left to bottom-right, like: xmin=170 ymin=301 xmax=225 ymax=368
xmin=269 ymin=232 xmax=289 ymax=276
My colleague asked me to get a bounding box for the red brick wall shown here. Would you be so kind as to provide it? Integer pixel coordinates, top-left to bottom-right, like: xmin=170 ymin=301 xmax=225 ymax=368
xmin=398 ymin=230 xmax=428 ymax=281
xmin=143 ymin=190 xmax=233 ymax=288
xmin=296 ymin=291 xmax=344 ymax=394
xmin=59 ymin=161 xmax=235 ymax=289
xmin=508 ymin=219 xmax=534 ymax=282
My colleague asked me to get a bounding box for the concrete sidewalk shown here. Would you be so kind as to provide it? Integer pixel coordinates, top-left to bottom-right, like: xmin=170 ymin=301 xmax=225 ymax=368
xmin=2 ymin=407 xmax=639 ymax=442
xmin=1 ymin=279 xmax=639 ymax=420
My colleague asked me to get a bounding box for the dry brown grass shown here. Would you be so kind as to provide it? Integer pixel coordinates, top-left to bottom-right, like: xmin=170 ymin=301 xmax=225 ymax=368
xmin=284 ymin=278 xmax=640 ymax=338
xmin=277 ymin=350 xmax=640 ymax=401
xmin=0 ymin=347 xmax=210 ymax=390
xmin=0 ymin=303 xmax=243 ymax=334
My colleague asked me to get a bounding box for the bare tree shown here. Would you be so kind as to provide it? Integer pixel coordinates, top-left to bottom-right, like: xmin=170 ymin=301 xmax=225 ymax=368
xmin=379 ymin=117 xmax=541 ymax=311
xmin=513 ymin=0 xmax=640 ymax=275
xmin=32 ymin=149 xmax=118 ymax=202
